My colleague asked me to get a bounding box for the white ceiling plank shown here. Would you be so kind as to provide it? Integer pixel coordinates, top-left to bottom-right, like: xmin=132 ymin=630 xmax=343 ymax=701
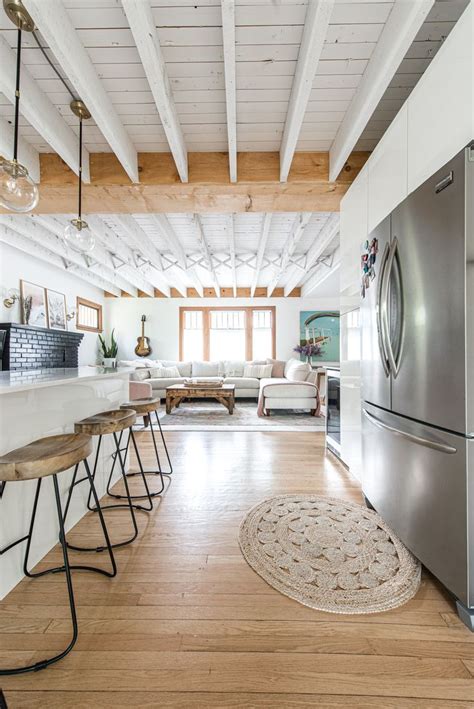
xmin=0 ymin=217 xmax=129 ymax=295
xmin=23 ymin=0 xmax=138 ymax=183
xmin=0 ymin=36 xmax=89 ymax=181
xmin=283 ymin=213 xmax=339 ymax=296
xmin=301 ymin=246 xmax=341 ymax=297
xmin=0 ymin=116 xmax=40 ymax=183
xmin=267 ymin=212 xmax=312 ymax=296
xmin=329 ymin=0 xmax=435 ymax=181
xmin=279 ymin=0 xmax=335 ymax=182
xmin=121 ymin=0 xmax=188 ymax=182
xmin=221 ymin=0 xmax=237 ymax=182
xmin=250 ymin=213 xmax=272 ymax=297
xmin=194 ymin=214 xmax=220 ymax=295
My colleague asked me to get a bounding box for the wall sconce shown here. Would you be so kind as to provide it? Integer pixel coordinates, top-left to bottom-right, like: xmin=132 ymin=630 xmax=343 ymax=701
xmin=66 ymin=307 xmax=76 ymax=322
xmin=3 ymin=289 xmax=20 ymax=309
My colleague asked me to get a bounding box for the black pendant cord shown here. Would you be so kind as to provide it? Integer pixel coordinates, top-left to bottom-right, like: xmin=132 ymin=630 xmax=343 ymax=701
xmin=78 ymin=116 xmax=83 ymax=220
xmin=13 ymin=28 xmax=22 ymax=163
xmin=32 ymin=30 xmax=76 ymax=101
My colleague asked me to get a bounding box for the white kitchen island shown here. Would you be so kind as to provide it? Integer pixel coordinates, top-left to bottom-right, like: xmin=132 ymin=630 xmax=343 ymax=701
xmin=0 ymin=367 xmax=131 ymax=598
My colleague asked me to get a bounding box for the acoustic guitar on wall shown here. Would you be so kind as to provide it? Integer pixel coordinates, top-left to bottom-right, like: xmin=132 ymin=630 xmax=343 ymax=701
xmin=135 ymin=314 xmax=152 ymax=357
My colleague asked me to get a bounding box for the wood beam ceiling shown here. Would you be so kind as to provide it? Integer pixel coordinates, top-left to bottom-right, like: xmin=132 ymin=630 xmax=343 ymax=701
xmin=221 ymin=0 xmax=237 ymax=183
xmin=106 ymin=286 xmax=302 ymax=299
xmin=14 ymin=151 xmax=368 ymax=215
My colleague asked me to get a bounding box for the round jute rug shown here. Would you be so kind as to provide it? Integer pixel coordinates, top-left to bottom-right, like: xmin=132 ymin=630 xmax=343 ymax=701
xmin=239 ymin=495 xmax=421 ymax=615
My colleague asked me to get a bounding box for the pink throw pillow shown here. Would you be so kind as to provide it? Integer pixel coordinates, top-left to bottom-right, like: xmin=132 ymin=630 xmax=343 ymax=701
xmin=266 ymin=358 xmax=285 ymax=378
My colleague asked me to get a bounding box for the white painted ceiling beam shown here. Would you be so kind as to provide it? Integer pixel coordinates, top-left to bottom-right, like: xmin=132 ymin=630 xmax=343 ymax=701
xmin=0 ymin=222 xmax=122 ymax=296
xmin=221 ymin=0 xmax=237 ymax=183
xmin=194 ymin=215 xmax=220 ymax=295
xmin=301 ymin=246 xmax=341 ymax=297
xmin=122 ymin=0 xmax=188 ymax=182
xmin=267 ymin=212 xmax=312 ymax=296
xmin=329 ymin=0 xmax=435 ymax=181
xmin=150 ymin=215 xmax=204 ymax=295
xmin=251 ymin=213 xmax=272 ymax=297
xmin=0 ymin=36 xmax=89 ymax=182
xmin=226 ymin=214 xmax=237 ymax=296
xmin=0 ymin=116 xmax=40 ymax=183
xmin=24 ymin=0 xmax=138 ymax=183
xmin=279 ymin=0 xmax=334 ymax=182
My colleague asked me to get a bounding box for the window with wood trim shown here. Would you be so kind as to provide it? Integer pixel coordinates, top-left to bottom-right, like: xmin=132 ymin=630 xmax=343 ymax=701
xmin=76 ymin=297 xmax=103 ymax=333
xmin=180 ymin=307 xmax=275 ymax=361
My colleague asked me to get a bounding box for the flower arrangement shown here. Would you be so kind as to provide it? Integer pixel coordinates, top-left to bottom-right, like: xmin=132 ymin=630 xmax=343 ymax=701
xmin=294 ymin=342 xmax=321 ymax=360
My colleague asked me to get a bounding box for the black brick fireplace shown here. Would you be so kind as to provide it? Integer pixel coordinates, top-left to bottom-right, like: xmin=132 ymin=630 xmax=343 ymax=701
xmin=0 ymin=323 xmax=84 ymax=371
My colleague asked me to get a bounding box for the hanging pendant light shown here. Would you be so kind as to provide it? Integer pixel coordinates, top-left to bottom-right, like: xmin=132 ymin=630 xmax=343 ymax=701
xmin=0 ymin=1 xmax=39 ymax=212
xmin=64 ymin=99 xmax=95 ymax=254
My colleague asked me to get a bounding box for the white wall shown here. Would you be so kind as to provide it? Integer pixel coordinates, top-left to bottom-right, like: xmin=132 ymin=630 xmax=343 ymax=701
xmin=0 ymin=242 xmax=104 ymax=365
xmin=104 ymin=295 xmax=340 ymax=362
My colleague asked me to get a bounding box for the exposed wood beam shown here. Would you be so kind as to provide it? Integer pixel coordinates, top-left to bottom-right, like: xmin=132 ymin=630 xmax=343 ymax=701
xmin=0 ymin=220 xmax=123 ymax=295
xmin=301 ymin=246 xmax=341 ymax=297
xmin=279 ymin=0 xmax=334 ymax=182
xmin=251 ymin=213 xmax=272 ymax=297
xmin=329 ymin=0 xmax=434 ymax=181
xmin=221 ymin=0 xmax=237 ymax=183
xmin=122 ymin=0 xmax=188 ymax=183
xmin=267 ymin=212 xmax=312 ymax=296
xmin=35 ymin=215 xmax=156 ymax=297
xmin=24 ymin=0 xmax=138 ymax=183
xmin=194 ymin=215 xmax=220 ymax=296
xmin=0 ymin=36 xmax=89 ymax=182
xmin=9 ymin=151 xmax=367 ymax=214
xmin=283 ymin=213 xmax=339 ymax=296
xmin=0 ymin=117 xmax=40 ymax=184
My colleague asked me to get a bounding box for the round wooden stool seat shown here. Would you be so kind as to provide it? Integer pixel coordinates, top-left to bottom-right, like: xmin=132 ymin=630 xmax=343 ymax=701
xmin=75 ymin=409 xmax=136 ymax=436
xmin=0 ymin=433 xmax=92 ymax=482
xmin=120 ymin=397 xmax=160 ymax=416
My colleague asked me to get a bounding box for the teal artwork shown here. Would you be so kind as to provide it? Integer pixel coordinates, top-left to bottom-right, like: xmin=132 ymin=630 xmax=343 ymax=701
xmin=299 ymin=311 xmax=340 ymax=363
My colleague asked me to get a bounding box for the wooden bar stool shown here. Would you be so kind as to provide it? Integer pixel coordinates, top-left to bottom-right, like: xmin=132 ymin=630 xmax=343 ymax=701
xmin=0 ymin=433 xmax=116 ymax=675
xmin=106 ymin=397 xmax=173 ymax=503
xmin=64 ymin=409 xmax=153 ymax=553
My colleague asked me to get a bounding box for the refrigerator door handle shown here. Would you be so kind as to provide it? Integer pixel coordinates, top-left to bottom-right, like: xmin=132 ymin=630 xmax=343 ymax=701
xmin=362 ymin=409 xmax=457 ymax=454
xmin=381 ymin=237 xmax=403 ymax=378
xmin=376 ymin=242 xmax=391 ymax=376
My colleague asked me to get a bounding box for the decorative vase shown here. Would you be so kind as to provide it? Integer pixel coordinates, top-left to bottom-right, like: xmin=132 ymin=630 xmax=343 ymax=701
xmin=102 ymin=357 xmax=117 ymax=368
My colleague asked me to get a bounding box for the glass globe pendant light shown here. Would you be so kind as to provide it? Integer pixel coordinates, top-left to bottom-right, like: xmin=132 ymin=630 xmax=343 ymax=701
xmin=0 ymin=1 xmax=39 ymax=212
xmin=64 ymin=99 xmax=95 ymax=254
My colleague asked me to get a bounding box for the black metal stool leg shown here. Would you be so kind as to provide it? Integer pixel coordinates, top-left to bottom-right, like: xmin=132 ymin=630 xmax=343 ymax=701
xmin=107 ymin=425 xmax=163 ymax=501
xmin=154 ymin=410 xmax=173 ymax=475
xmin=63 ymin=435 xmax=103 ymax=522
xmin=0 ymin=475 xmax=78 ymax=675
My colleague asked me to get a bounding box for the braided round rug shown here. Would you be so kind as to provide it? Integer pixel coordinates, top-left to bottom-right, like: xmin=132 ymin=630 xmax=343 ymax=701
xmin=239 ymin=495 xmax=421 ymax=614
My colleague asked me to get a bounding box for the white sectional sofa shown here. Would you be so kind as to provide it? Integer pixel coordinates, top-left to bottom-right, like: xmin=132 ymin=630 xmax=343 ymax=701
xmin=126 ymin=358 xmax=321 ymax=416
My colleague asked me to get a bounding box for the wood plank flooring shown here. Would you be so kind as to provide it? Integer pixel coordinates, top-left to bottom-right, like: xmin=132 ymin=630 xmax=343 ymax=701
xmin=1 ymin=431 xmax=473 ymax=708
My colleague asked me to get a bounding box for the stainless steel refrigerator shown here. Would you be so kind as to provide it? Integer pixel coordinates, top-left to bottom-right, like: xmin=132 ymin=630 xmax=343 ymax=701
xmin=361 ymin=144 xmax=474 ymax=630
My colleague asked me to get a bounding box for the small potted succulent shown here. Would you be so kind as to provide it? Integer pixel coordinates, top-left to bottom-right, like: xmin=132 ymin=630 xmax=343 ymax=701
xmin=293 ymin=342 xmax=321 ymax=364
xmin=98 ymin=329 xmax=118 ymax=368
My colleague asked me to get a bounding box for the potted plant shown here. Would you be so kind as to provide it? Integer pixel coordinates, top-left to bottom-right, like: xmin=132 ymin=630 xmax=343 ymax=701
xmin=293 ymin=342 xmax=321 ymax=364
xmin=98 ymin=329 xmax=118 ymax=368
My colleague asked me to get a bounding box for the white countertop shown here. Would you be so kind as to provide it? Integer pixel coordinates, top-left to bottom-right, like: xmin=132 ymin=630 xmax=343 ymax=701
xmin=0 ymin=366 xmax=133 ymax=394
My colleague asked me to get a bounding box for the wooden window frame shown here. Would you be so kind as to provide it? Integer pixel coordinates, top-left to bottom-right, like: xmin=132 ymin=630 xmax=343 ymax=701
xmin=76 ymin=296 xmax=103 ymax=333
xmin=179 ymin=306 xmax=276 ymax=361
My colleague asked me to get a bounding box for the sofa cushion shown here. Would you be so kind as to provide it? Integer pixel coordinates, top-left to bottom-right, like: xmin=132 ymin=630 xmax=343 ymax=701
xmin=260 ymin=378 xmax=316 ymax=398
xmin=222 ymin=360 xmax=246 ymax=377
xmin=148 ymin=365 xmax=180 ymax=378
xmin=243 ymin=363 xmax=273 ymax=379
xmin=285 ymin=359 xmax=312 ymax=382
xmin=224 ymin=376 xmax=260 ymax=389
xmin=149 ymin=377 xmax=183 ymax=389
xmin=266 ymin=358 xmax=286 ymax=377
xmin=130 ymin=368 xmax=150 ymax=382
xmin=192 ymin=361 xmax=220 ymax=377
xmin=158 ymin=360 xmax=192 ymax=377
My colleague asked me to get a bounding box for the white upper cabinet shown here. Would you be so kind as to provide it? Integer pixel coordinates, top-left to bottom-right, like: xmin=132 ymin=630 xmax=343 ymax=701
xmin=340 ymin=166 xmax=368 ymax=299
xmin=367 ymin=104 xmax=408 ymax=234
xmin=407 ymin=3 xmax=474 ymax=194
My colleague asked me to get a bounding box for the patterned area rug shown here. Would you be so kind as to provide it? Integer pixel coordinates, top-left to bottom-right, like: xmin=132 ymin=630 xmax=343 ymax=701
xmin=239 ymin=495 xmax=421 ymax=614
xmin=159 ymin=400 xmax=325 ymax=432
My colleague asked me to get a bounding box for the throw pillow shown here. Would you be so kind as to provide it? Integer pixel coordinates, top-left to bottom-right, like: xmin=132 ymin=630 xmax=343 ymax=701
xmin=243 ymin=363 xmax=273 ymax=379
xmin=148 ymin=365 xmax=180 ymax=378
xmin=131 ymin=369 xmax=150 ymax=381
xmin=266 ymin=358 xmax=285 ymax=378
xmin=192 ymin=361 xmax=219 ymax=377
xmin=286 ymin=360 xmax=312 ymax=382
xmin=223 ymin=360 xmax=246 ymax=377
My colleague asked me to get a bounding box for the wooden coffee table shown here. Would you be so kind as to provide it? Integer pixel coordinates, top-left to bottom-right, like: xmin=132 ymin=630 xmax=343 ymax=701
xmin=165 ymin=384 xmax=235 ymax=415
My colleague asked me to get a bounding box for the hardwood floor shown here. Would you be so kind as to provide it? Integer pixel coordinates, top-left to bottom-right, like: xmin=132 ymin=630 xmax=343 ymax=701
xmin=1 ymin=431 xmax=473 ymax=708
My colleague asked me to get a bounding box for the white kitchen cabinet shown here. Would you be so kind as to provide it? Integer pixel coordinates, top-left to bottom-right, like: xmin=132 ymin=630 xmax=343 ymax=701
xmin=407 ymin=2 xmax=474 ymax=194
xmin=368 ymin=103 xmax=408 ymax=234
xmin=340 ymin=165 xmax=368 ymax=297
